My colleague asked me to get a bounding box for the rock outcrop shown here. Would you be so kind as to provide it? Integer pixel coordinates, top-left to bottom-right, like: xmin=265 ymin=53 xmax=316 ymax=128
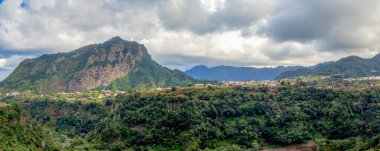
xmin=0 ymin=36 xmax=197 ymax=94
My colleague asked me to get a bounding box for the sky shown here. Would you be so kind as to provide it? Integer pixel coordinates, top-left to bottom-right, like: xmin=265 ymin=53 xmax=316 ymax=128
xmin=1 ymin=0 xmax=380 ymax=80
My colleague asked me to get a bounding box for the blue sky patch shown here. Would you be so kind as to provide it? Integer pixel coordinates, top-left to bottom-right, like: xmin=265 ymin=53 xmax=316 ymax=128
xmin=0 ymin=0 xmax=4 ymax=5
xmin=20 ymin=1 xmax=28 ymax=9
xmin=0 ymin=49 xmax=45 ymax=58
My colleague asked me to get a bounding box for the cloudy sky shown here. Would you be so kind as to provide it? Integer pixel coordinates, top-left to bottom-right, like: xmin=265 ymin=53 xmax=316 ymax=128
xmin=1 ymin=0 xmax=380 ymax=80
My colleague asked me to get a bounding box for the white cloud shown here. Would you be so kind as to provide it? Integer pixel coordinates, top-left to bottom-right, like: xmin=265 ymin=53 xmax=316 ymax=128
xmin=0 ymin=0 xmax=379 ymax=75
xmin=0 ymin=59 xmax=6 ymax=67
xmin=0 ymin=55 xmax=35 ymax=80
xmin=0 ymin=55 xmax=35 ymax=69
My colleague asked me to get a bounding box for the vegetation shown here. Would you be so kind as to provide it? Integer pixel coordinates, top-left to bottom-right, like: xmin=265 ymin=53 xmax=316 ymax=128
xmin=0 ymin=37 xmax=202 ymax=94
xmin=0 ymin=104 xmax=59 ymax=150
xmin=277 ymin=54 xmax=380 ymax=79
xmin=86 ymin=86 xmax=380 ymax=150
xmin=23 ymin=99 xmax=108 ymax=138
xmin=1 ymin=37 xmax=380 ymax=151
xmin=107 ymin=56 xmax=202 ymax=91
xmin=2 ymin=84 xmax=377 ymax=150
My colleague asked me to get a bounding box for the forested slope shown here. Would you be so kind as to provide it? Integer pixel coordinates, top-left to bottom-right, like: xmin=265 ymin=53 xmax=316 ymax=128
xmin=8 ymin=85 xmax=379 ymax=150
xmin=277 ymin=54 xmax=380 ymax=79
xmin=0 ymin=104 xmax=59 ymax=150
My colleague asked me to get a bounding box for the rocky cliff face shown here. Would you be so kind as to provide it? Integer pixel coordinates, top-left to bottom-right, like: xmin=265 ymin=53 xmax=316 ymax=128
xmin=0 ymin=36 xmax=196 ymax=94
xmin=67 ymin=37 xmax=146 ymax=92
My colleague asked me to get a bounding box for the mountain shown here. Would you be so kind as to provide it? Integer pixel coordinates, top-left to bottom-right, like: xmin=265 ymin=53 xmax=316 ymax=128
xmin=0 ymin=68 xmax=9 ymax=81
xmin=186 ymin=65 xmax=301 ymax=81
xmin=277 ymin=54 xmax=380 ymax=79
xmin=0 ymin=37 xmax=198 ymax=94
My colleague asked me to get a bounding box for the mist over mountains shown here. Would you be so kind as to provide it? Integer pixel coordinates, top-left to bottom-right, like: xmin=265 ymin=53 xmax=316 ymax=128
xmin=185 ymin=54 xmax=380 ymax=81
xmin=186 ymin=65 xmax=301 ymax=81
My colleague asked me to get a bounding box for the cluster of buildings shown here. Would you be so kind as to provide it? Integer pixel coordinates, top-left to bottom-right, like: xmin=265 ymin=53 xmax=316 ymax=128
xmin=3 ymin=75 xmax=380 ymax=100
xmin=344 ymin=76 xmax=380 ymax=82
xmin=97 ymin=90 xmax=126 ymax=99
xmin=0 ymin=92 xmax=21 ymax=97
xmin=223 ymin=80 xmax=278 ymax=87
xmin=154 ymin=83 xmax=218 ymax=91
xmin=53 ymin=90 xmax=127 ymax=100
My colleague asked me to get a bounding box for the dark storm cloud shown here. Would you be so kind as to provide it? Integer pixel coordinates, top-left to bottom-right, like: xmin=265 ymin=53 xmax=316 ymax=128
xmin=0 ymin=0 xmax=379 ymax=73
xmin=261 ymin=42 xmax=313 ymax=60
xmin=259 ymin=0 xmax=340 ymax=42
xmin=158 ymin=0 xmax=273 ymax=34
xmin=259 ymin=0 xmax=380 ymax=52
xmin=157 ymin=0 xmax=209 ymax=34
xmin=209 ymin=0 xmax=272 ymax=31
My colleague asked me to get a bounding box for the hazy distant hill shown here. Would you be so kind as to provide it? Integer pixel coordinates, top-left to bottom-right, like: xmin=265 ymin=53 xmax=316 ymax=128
xmin=0 ymin=68 xmax=10 ymax=81
xmin=0 ymin=37 xmax=198 ymax=94
xmin=186 ymin=65 xmax=301 ymax=81
xmin=277 ymin=54 xmax=380 ymax=79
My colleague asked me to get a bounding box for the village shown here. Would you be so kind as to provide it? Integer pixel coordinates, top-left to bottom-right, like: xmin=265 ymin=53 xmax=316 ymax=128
xmin=1 ymin=75 xmax=380 ymax=103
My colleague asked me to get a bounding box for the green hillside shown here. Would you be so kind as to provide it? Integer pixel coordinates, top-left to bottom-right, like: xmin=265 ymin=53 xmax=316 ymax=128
xmin=277 ymin=54 xmax=380 ymax=79
xmin=0 ymin=37 xmax=200 ymax=94
xmin=107 ymin=56 xmax=197 ymax=91
xmin=0 ymin=104 xmax=59 ymax=150
xmin=2 ymin=85 xmax=378 ymax=150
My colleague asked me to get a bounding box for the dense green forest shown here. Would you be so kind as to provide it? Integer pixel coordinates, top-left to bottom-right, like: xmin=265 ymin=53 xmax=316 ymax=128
xmin=1 ymin=85 xmax=380 ymax=150
xmin=106 ymin=56 xmax=205 ymax=91
xmin=0 ymin=104 xmax=60 ymax=150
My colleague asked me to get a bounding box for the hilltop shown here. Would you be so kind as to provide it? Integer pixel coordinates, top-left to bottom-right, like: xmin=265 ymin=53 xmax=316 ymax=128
xmin=0 ymin=37 xmax=199 ymax=94
xmin=277 ymin=54 xmax=380 ymax=79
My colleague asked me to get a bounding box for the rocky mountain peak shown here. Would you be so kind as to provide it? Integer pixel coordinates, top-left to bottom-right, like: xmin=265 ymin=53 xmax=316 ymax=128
xmin=97 ymin=36 xmax=150 ymax=59
xmin=108 ymin=36 xmax=123 ymax=42
xmin=0 ymin=37 xmax=196 ymax=94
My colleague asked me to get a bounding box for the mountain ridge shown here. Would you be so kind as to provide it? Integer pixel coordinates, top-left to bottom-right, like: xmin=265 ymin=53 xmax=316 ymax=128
xmin=186 ymin=65 xmax=301 ymax=81
xmin=0 ymin=37 xmax=198 ymax=93
xmin=276 ymin=53 xmax=380 ymax=79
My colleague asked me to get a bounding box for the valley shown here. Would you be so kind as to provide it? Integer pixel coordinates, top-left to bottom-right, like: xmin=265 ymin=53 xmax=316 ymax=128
xmin=1 ymin=79 xmax=379 ymax=150
xmin=0 ymin=37 xmax=379 ymax=150
xmin=1 ymin=0 xmax=380 ymax=150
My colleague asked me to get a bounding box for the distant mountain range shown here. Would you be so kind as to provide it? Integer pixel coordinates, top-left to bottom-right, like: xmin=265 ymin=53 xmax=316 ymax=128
xmin=0 ymin=37 xmax=199 ymax=94
xmin=1 ymin=36 xmax=379 ymax=93
xmin=277 ymin=54 xmax=380 ymax=79
xmin=186 ymin=53 xmax=380 ymax=81
xmin=185 ymin=65 xmax=301 ymax=81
